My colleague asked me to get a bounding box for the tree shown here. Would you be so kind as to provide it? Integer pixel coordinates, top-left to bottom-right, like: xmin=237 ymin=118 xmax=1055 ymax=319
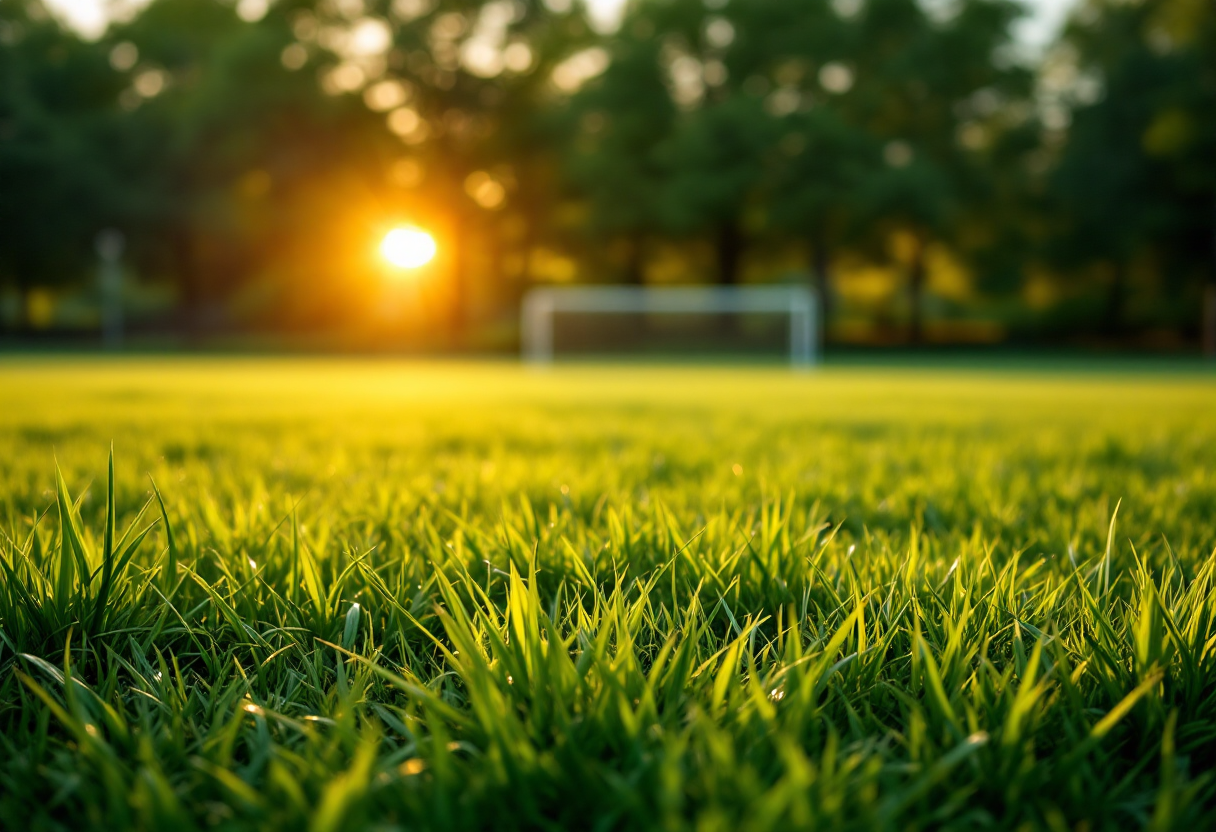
xmin=744 ymin=0 xmax=865 ymax=323
xmin=565 ymin=23 xmax=676 ymax=283
xmin=0 ymin=2 xmax=124 ymax=332
xmin=104 ymin=0 xmax=400 ymax=335
xmin=766 ymin=108 xmax=876 ymax=325
xmin=322 ymin=0 xmax=602 ymax=337
xmin=655 ymin=95 xmax=775 ymax=285
xmin=1051 ymin=0 xmax=1215 ymax=342
xmin=570 ymin=0 xmax=789 ymax=286
xmin=841 ymin=0 xmax=1032 ymax=342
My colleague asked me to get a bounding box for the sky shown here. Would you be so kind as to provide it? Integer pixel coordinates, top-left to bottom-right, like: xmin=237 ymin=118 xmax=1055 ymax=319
xmin=43 ymin=0 xmax=1077 ymax=52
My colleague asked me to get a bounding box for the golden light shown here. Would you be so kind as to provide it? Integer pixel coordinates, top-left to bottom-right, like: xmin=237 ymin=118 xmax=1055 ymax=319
xmin=380 ymin=226 xmax=437 ymax=270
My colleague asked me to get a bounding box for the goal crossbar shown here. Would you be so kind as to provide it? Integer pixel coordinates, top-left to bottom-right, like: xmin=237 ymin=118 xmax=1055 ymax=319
xmin=521 ymin=285 xmax=818 ymax=366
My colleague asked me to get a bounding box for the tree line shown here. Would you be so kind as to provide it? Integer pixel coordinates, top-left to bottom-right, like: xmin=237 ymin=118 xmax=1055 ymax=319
xmin=1 ymin=0 xmax=1213 ymax=347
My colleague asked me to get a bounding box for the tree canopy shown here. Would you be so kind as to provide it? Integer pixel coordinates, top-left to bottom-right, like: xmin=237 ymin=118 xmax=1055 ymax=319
xmin=0 ymin=0 xmax=1212 ymax=348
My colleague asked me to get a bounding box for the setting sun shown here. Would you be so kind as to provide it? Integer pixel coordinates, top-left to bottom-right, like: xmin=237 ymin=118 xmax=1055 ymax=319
xmin=380 ymin=226 xmax=437 ymax=269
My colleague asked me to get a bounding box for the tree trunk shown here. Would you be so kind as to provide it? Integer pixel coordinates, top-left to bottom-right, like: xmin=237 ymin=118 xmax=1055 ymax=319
xmin=716 ymin=219 xmax=743 ymax=286
xmin=714 ymin=219 xmax=744 ymax=338
xmin=173 ymin=230 xmax=205 ymax=345
xmin=449 ymin=212 xmax=468 ymax=347
xmin=1102 ymin=259 xmax=1127 ymax=338
xmin=447 ymin=208 xmax=474 ymax=350
xmin=1206 ymin=196 xmax=1216 ymax=358
xmin=515 ymin=214 xmax=537 ymax=306
xmin=0 ymin=289 xmax=10 ymax=339
xmin=908 ymin=237 xmax=926 ymax=345
xmin=1204 ymin=281 xmax=1216 ymax=358
xmin=810 ymin=231 xmax=832 ymax=335
xmin=16 ymin=279 xmax=33 ymax=337
xmin=625 ymin=232 xmax=646 ymax=285
xmin=481 ymin=218 xmax=503 ymax=345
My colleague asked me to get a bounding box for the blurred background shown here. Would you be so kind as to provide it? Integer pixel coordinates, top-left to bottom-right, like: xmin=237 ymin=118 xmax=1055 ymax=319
xmin=1 ymin=0 xmax=1213 ymax=354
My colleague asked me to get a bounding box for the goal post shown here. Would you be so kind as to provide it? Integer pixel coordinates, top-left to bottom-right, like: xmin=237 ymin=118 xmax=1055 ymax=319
xmin=521 ymin=285 xmax=819 ymax=367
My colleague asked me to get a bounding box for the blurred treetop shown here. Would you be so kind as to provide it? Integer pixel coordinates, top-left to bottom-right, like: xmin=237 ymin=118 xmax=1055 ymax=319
xmin=0 ymin=0 xmax=1212 ymax=347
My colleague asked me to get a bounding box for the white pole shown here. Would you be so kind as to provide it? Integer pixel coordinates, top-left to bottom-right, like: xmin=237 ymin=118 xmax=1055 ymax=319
xmin=788 ymin=289 xmax=816 ymax=368
xmin=522 ymin=290 xmax=555 ymax=364
xmin=96 ymin=229 xmax=125 ymax=350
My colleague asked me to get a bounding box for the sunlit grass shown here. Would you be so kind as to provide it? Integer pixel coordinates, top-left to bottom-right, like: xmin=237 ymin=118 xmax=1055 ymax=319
xmin=1 ymin=358 xmax=1215 ymax=829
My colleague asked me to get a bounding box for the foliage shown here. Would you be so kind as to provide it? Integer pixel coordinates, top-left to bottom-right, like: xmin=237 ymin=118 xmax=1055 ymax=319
xmin=2 ymin=358 xmax=1216 ymax=829
xmin=0 ymin=2 xmax=127 ymax=312
xmin=0 ymin=0 xmax=1214 ymax=343
xmin=1050 ymin=0 xmax=1216 ymax=334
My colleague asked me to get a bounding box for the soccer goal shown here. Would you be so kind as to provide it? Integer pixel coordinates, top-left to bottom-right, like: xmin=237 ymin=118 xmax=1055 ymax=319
xmin=520 ymin=285 xmax=818 ymax=366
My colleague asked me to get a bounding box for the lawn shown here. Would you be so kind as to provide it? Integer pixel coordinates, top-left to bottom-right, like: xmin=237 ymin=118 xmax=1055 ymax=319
xmin=2 ymin=357 xmax=1215 ymax=830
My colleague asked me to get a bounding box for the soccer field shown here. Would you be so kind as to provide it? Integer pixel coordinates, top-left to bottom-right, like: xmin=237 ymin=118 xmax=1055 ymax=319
xmin=2 ymin=357 xmax=1215 ymax=830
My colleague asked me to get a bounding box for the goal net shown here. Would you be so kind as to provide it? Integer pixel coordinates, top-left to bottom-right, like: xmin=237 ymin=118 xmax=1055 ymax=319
xmin=520 ymin=285 xmax=818 ymax=366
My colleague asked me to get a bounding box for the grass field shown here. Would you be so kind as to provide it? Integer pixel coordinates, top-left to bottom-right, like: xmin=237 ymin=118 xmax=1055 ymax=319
xmin=2 ymin=357 xmax=1216 ymax=830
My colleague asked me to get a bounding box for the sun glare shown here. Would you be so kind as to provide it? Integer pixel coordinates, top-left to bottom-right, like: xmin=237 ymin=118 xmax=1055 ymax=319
xmin=380 ymin=226 xmax=437 ymax=270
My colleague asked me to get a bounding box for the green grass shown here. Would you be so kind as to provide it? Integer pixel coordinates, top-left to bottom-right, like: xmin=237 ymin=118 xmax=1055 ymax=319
xmin=2 ymin=357 xmax=1216 ymax=831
